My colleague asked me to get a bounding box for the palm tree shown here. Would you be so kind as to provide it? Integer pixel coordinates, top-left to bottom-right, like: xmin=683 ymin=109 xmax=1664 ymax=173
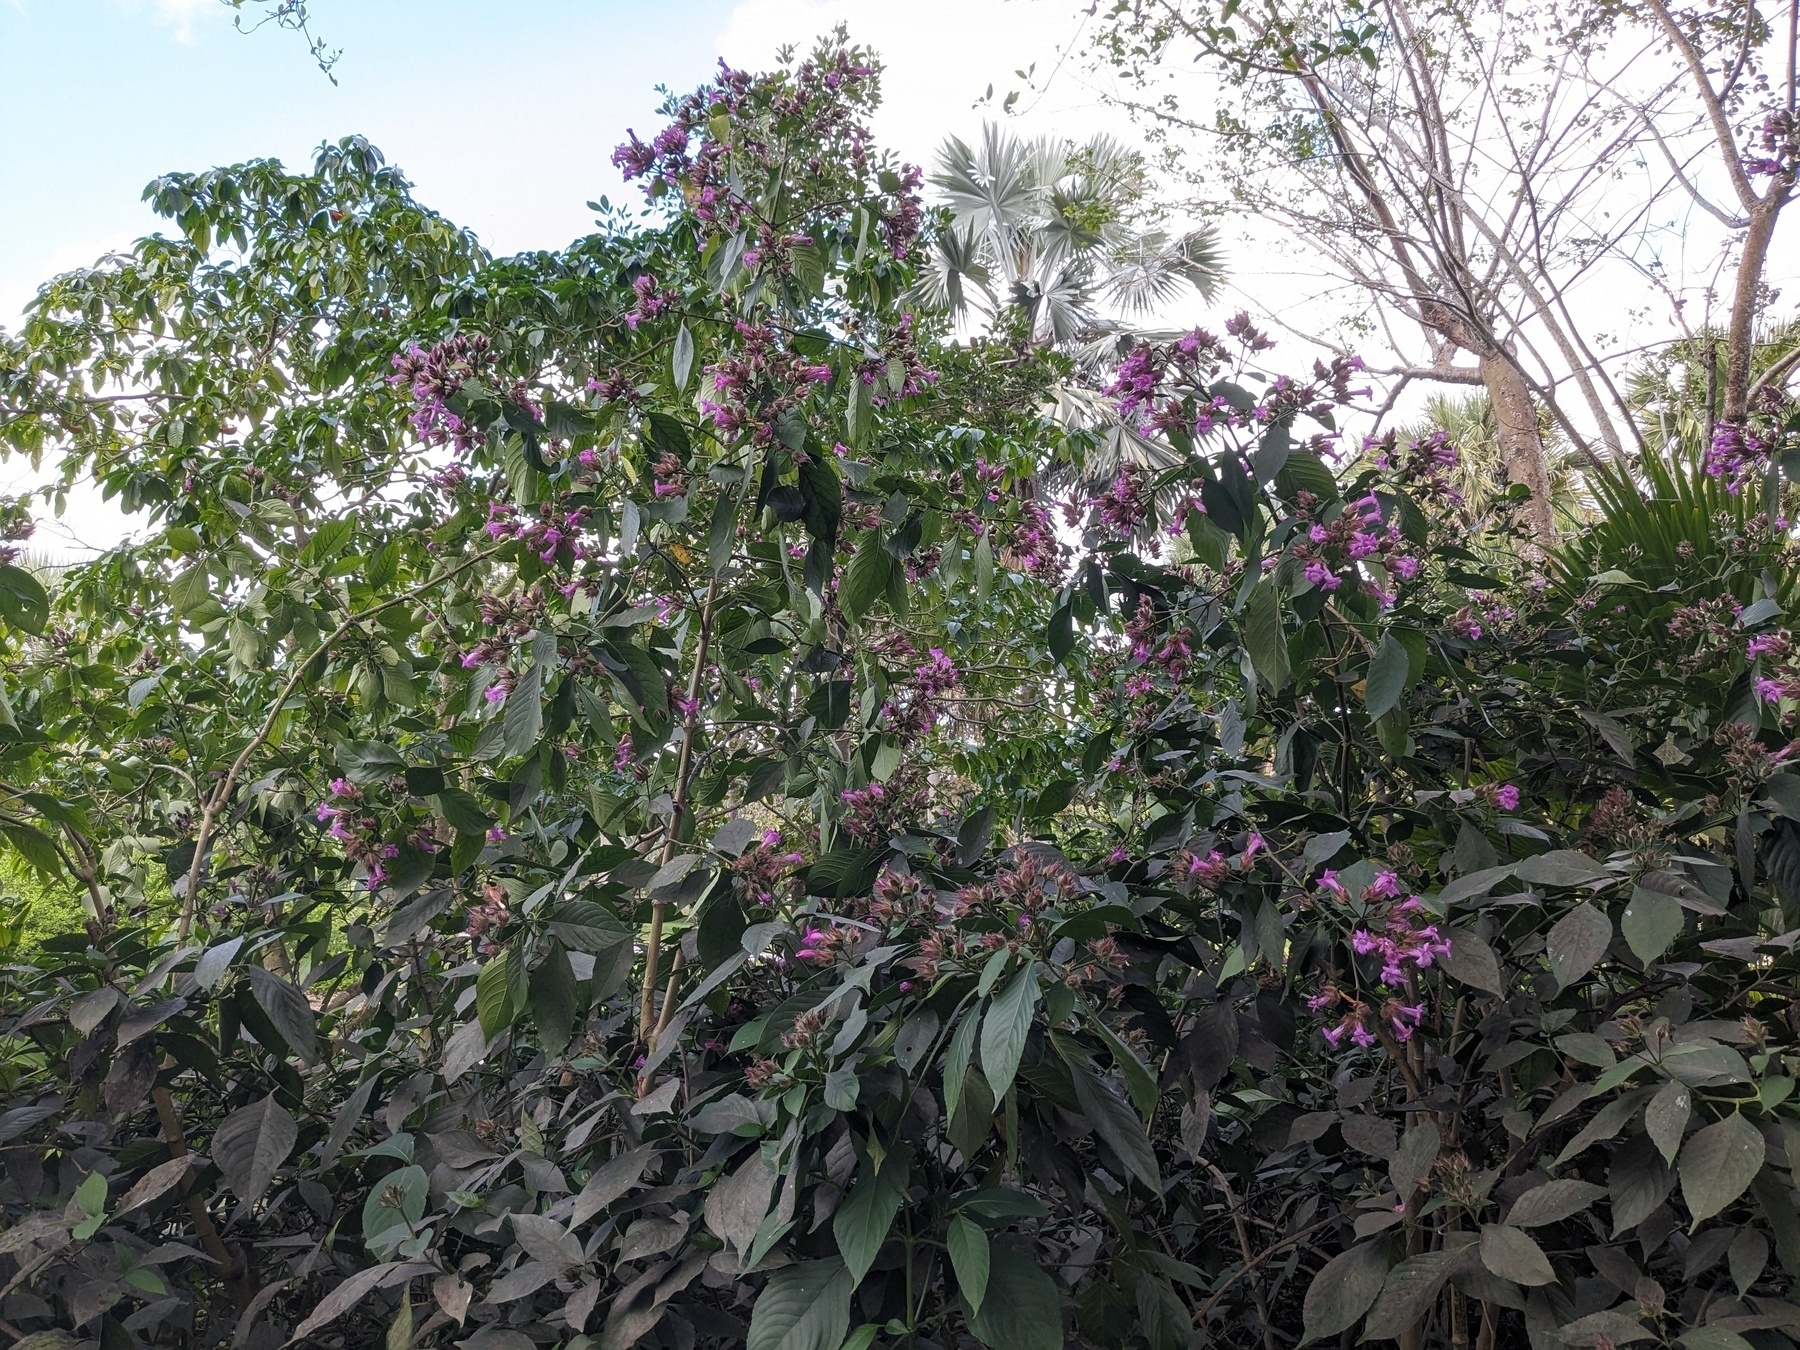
xmin=1392 ymin=392 xmax=1592 ymax=536
xmin=916 ymin=124 xmax=1225 ymax=487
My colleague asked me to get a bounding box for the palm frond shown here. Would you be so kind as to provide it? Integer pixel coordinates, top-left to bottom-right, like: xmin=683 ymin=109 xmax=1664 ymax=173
xmin=1101 ymin=226 xmax=1226 ymax=313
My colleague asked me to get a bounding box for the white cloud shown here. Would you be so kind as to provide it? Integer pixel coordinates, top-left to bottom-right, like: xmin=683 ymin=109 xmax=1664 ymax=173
xmin=110 ymin=0 xmax=226 ymax=44
xmin=714 ymin=0 xmax=1131 ymax=170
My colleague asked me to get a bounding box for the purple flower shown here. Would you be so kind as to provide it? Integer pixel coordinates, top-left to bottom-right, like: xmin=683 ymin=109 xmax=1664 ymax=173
xmin=486 ymin=826 xmax=506 ymax=844
xmin=1493 ymin=784 xmax=1521 ymax=811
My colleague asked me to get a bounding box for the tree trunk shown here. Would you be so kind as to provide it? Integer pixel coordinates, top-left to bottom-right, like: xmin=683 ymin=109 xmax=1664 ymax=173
xmin=1725 ymin=201 xmax=1782 ymax=423
xmin=1479 ymin=353 xmax=1558 ymax=543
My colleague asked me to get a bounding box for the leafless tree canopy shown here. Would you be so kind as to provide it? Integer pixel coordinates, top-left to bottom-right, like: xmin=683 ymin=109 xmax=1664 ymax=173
xmin=1093 ymin=0 xmax=1799 ymax=536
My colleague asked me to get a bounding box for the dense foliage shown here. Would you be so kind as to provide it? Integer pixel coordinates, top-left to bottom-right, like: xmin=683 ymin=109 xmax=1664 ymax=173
xmin=5 ymin=32 xmax=1800 ymax=1350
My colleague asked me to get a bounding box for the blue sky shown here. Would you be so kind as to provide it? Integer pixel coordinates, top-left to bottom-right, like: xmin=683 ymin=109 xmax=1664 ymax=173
xmin=0 ymin=0 xmax=1110 ymax=552
xmin=0 ymin=0 xmax=1109 ymax=324
xmin=0 ymin=1 xmax=741 ymax=318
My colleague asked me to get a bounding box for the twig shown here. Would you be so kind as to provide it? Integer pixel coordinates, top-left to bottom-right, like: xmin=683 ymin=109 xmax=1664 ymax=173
xmin=179 ymin=544 xmax=504 ymax=937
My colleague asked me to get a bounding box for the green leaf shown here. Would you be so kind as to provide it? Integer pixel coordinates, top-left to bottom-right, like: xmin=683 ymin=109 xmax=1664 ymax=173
xmin=1363 ymin=632 xmax=1407 ymax=720
xmin=529 ymin=941 xmax=578 ymax=1055
xmin=1546 ymin=901 xmax=1611 ymax=989
xmin=212 ymin=1094 xmax=298 ymax=1208
xmin=944 ymin=1009 xmax=979 ymax=1124
xmin=968 ymin=1245 xmax=1061 ymax=1350
xmin=672 ymin=323 xmax=695 ymax=391
xmin=1086 ymin=1006 xmax=1158 ymax=1118
xmin=3 ymin=822 xmax=63 ymax=880
xmin=746 ymin=1257 xmax=852 ymax=1350
xmin=833 ymin=1158 xmax=905 ymax=1284
xmin=1514 ymin=850 xmax=1610 ymax=886
xmin=1359 ymin=1251 xmax=1455 ymax=1342
xmin=432 ymin=787 xmax=493 ymax=837
xmin=477 ymin=950 xmax=519 ymax=1038
xmin=1069 ymin=1066 xmax=1160 ymax=1191
xmin=1478 ymin=1224 xmax=1555 ymax=1285
xmin=1622 ymin=886 xmax=1682 ymax=964
xmin=1679 ymin=1113 xmax=1765 ymax=1226
xmin=1503 ymin=1179 xmax=1604 ymax=1227
xmin=1680 ymin=1330 xmax=1756 ymax=1350
xmin=979 ymin=966 xmax=1038 ymax=1102
xmin=1301 ymin=1240 xmax=1391 ymax=1344
xmin=546 ymin=900 xmax=631 ymax=951
xmin=502 ymin=661 xmax=544 ymax=759
xmin=709 ymin=490 xmax=736 ymax=574
xmin=74 ymin=1168 xmax=107 ymax=1218
xmin=841 ymin=536 xmax=893 ymax=622
xmin=169 ymin=565 xmax=212 ymax=620
xmin=1440 ymin=928 xmax=1503 ymax=995
xmin=846 ymin=372 xmax=872 ymax=448
xmin=1242 ymin=578 xmax=1290 ymax=691
xmin=947 ymin=1214 xmax=990 ymax=1315
xmin=1646 ymin=1079 xmax=1691 ymax=1164
xmin=247 ymin=966 xmax=317 ymax=1061
xmin=1048 ymin=602 xmax=1074 ymax=665
xmin=362 ymin=1164 xmax=428 ymax=1239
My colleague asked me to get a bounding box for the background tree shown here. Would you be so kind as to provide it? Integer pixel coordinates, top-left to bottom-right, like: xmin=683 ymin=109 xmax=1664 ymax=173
xmin=1091 ymin=0 xmax=1800 ymax=538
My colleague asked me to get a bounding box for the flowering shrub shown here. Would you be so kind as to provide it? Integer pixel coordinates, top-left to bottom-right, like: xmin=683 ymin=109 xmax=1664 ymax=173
xmin=7 ymin=32 xmax=1800 ymax=1350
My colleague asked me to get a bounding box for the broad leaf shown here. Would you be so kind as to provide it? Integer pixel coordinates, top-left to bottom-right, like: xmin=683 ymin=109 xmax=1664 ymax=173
xmin=212 ymin=1094 xmax=297 ymax=1208
xmin=1301 ymin=1239 xmax=1392 ymax=1344
xmin=968 ymin=1245 xmax=1062 ymax=1350
xmin=746 ymin=1257 xmax=852 ymax=1350
xmin=1679 ymin=1113 xmax=1765 ymax=1226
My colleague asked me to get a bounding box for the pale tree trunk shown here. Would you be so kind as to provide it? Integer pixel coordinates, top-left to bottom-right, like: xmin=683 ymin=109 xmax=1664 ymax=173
xmin=1479 ymin=354 xmax=1558 ymax=543
xmin=1725 ymin=202 xmax=1783 ymax=422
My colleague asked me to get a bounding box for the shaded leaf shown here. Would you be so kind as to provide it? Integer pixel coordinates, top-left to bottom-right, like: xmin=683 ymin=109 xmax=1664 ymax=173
xmin=1680 ymin=1113 xmax=1765 ymax=1226
xmin=212 ymin=1094 xmax=297 ymax=1208
xmin=1302 ymin=1239 xmax=1392 ymax=1344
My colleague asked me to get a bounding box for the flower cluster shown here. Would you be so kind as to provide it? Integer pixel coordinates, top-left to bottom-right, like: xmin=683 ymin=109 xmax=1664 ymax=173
xmin=623 ymin=274 xmax=672 ymax=330
xmin=389 ymin=333 xmax=536 ymax=453
xmin=1002 ymin=499 xmax=1068 ymax=584
xmin=1743 ymin=111 xmax=1798 ymax=179
xmin=913 ymin=647 xmax=959 ymax=697
xmin=314 ymin=778 xmax=400 ymax=891
xmin=1368 ymin=429 xmax=1462 ymax=504
xmin=1747 ymin=628 xmax=1800 ymax=720
xmin=1309 ymin=986 xmax=1426 ymax=1048
xmin=611 ymin=41 xmax=914 ymax=272
xmin=1705 ymin=421 xmax=1769 ymax=492
xmin=729 ymin=830 xmax=806 ymax=908
xmin=880 ymin=163 xmax=924 ymax=259
xmin=1331 ymin=871 xmax=1452 ymax=979
xmin=464 ymin=883 xmax=510 ymax=957
xmin=1292 ymin=491 xmax=1420 ymax=597
xmin=839 ymin=767 xmax=929 ymax=842
xmin=485 ymin=502 xmax=591 ymax=568
xmin=0 ymin=498 xmax=35 ymax=566
xmin=1123 ymin=594 xmax=1195 ymax=683
xmin=1477 ymin=782 xmax=1522 ymax=811
xmin=1093 ymin=462 xmax=1152 ymax=535
xmin=860 ymin=312 xmax=936 ymax=405
xmin=699 ymin=320 xmax=833 ymax=445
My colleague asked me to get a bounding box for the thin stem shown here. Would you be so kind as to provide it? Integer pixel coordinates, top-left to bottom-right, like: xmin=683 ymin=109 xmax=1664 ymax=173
xmin=639 ymin=569 xmax=724 ymax=1044
xmin=179 ymin=544 xmax=505 ymax=937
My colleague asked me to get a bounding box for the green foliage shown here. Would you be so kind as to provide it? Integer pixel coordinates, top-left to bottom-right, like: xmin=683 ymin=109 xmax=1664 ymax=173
xmin=6 ymin=30 xmax=1800 ymax=1350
